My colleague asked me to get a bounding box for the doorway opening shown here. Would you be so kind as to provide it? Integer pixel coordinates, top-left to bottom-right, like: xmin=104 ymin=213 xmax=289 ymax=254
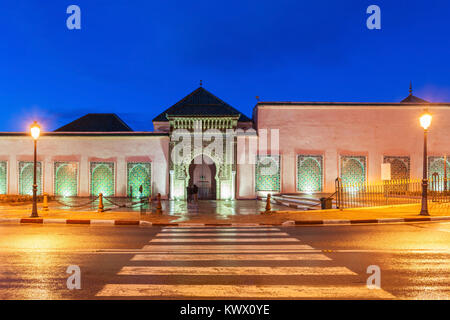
xmin=188 ymin=155 xmax=216 ymax=200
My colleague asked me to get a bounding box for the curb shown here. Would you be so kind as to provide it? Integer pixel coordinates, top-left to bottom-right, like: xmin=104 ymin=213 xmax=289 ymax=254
xmin=0 ymin=218 xmax=154 ymax=227
xmin=291 ymin=216 xmax=450 ymax=226
xmin=0 ymin=216 xmax=449 ymax=227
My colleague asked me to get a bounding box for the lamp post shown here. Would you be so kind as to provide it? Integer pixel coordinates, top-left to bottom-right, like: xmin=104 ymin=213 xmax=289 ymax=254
xmin=419 ymin=112 xmax=432 ymax=216
xmin=30 ymin=121 xmax=41 ymax=218
xmin=444 ymin=155 xmax=448 ymax=194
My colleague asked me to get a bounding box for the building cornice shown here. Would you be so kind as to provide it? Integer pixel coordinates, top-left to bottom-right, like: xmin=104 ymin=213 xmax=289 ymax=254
xmin=0 ymin=132 xmax=169 ymax=138
xmin=255 ymin=102 xmax=450 ymax=110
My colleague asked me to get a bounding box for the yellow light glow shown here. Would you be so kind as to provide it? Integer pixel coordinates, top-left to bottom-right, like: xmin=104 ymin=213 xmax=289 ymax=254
xmin=420 ymin=113 xmax=432 ymax=130
xmin=30 ymin=121 xmax=41 ymax=140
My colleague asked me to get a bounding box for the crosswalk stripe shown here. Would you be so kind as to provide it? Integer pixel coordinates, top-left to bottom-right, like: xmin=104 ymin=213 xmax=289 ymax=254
xmin=142 ymin=244 xmax=314 ymax=251
xmin=163 ymin=226 xmax=276 ymax=229
xmin=161 ymin=228 xmax=280 ymax=232
xmin=96 ymin=284 xmax=395 ymax=299
xmin=131 ymin=253 xmax=331 ymax=261
xmin=157 ymin=232 xmax=289 ymax=237
xmin=135 ymin=249 xmax=321 ymax=253
xmin=96 ymin=226 xmax=396 ymax=299
xmin=118 ymin=266 xmax=356 ymax=276
xmin=150 ymin=237 xmax=301 ymax=243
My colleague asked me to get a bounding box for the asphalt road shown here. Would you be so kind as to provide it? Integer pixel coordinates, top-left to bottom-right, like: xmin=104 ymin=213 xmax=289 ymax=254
xmin=0 ymin=221 xmax=449 ymax=300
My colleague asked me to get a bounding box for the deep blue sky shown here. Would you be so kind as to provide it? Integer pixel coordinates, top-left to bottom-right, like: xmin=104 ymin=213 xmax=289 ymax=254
xmin=0 ymin=0 xmax=449 ymax=132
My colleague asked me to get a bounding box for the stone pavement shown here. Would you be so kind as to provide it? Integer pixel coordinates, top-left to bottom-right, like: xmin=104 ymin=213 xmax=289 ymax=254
xmin=0 ymin=199 xmax=449 ymax=225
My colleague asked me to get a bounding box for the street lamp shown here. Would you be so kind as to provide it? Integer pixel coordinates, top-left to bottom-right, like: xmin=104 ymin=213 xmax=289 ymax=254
xmin=419 ymin=112 xmax=432 ymax=216
xmin=30 ymin=121 xmax=41 ymax=218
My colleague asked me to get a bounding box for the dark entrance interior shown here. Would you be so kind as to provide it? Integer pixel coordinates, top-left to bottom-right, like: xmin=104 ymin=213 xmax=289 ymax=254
xmin=188 ymin=155 xmax=216 ymax=200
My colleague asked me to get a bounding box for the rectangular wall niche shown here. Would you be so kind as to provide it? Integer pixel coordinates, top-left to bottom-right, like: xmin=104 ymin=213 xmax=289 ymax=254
xmin=19 ymin=161 xmax=43 ymax=195
xmin=0 ymin=161 xmax=7 ymax=195
xmin=383 ymin=156 xmax=410 ymax=180
xmin=340 ymin=155 xmax=366 ymax=186
xmin=54 ymin=162 xmax=78 ymax=197
xmin=127 ymin=162 xmax=152 ymax=198
xmin=90 ymin=162 xmax=115 ymax=197
xmin=428 ymin=156 xmax=450 ymax=191
xmin=297 ymin=155 xmax=323 ymax=192
xmin=255 ymin=155 xmax=280 ymax=192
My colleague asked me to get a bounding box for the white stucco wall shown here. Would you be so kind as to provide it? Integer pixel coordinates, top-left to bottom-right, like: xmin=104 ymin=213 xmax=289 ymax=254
xmin=255 ymin=103 xmax=450 ymax=193
xmin=2 ymin=102 xmax=449 ymax=199
xmin=236 ymin=132 xmax=257 ymax=199
xmin=0 ymin=133 xmax=169 ymax=197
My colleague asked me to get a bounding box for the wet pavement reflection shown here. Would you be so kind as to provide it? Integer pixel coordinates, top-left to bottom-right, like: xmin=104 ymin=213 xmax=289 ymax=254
xmin=46 ymin=198 xmax=302 ymax=221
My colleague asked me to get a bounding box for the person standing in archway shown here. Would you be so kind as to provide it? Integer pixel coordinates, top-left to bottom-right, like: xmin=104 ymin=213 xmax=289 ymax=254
xmin=187 ymin=183 xmax=193 ymax=202
xmin=193 ymin=184 xmax=198 ymax=202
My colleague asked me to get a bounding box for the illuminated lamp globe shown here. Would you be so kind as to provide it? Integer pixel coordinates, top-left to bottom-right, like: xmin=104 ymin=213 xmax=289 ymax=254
xmin=30 ymin=121 xmax=41 ymax=140
xmin=419 ymin=113 xmax=432 ymax=130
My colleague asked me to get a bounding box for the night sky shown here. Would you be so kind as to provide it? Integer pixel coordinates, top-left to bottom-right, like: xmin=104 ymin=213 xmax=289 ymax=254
xmin=0 ymin=0 xmax=449 ymax=132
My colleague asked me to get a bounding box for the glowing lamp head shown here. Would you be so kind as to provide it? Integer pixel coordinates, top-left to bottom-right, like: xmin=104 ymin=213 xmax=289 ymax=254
xmin=420 ymin=113 xmax=432 ymax=130
xmin=30 ymin=121 xmax=41 ymax=140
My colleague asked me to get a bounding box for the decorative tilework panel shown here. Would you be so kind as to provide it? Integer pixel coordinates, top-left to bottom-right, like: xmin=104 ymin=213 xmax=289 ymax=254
xmin=428 ymin=156 xmax=450 ymax=190
xmin=340 ymin=156 xmax=366 ymax=186
xmin=54 ymin=162 xmax=78 ymax=197
xmin=383 ymin=156 xmax=410 ymax=180
xmin=0 ymin=161 xmax=6 ymax=194
xmin=90 ymin=162 xmax=115 ymax=197
xmin=19 ymin=161 xmax=42 ymax=195
xmin=255 ymin=155 xmax=280 ymax=192
xmin=127 ymin=162 xmax=151 ymax=197
xmin=297 ymin=155 xmax=323 ymax=192
xmin=428 ymin=156 xmax=450 ymax=179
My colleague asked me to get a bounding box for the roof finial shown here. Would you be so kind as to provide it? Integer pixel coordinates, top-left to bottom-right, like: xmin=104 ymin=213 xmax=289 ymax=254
xmin=256 ymin=96 xmax=260 ymax=102
xmin=409 ymin=81 xmax=413 ymax=95
xmin=200 ymin=80 xmax=203 ymax=87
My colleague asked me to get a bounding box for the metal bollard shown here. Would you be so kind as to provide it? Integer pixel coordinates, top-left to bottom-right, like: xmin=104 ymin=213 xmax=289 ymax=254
xmin=264 ymin=193 xmax=272 ymax=214
xmin=42 ymin=193 xmax=49 ymax=211
xmin=98 ymin=193 xmax=104 ymax=213
xmin=155 ymin=193 xmax=162 ymax=214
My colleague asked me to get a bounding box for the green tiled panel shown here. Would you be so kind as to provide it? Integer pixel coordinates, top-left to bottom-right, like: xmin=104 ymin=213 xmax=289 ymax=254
xmin=127 ymin=162 xmax=151 ymax=197
xmin=340 ymin=156 xmax=366 ymax=186
xmin=428 ymin=157 xmax=450 ymax=178
xmin=19 ymin=161 xmax=42 ymax=195
xmin=255 ymin=155 xmax=280 ymax=192
xmin=0 ymin=161 xmax=6 ymax=194
xmin=54 ymin=162 xmax=78 ymax=197
xmin=90 ymin=162 xmax=115 ymax=196
xmin=428 ymin=156 xmax=450 ymax=190
xmin=297 ymin=155 xmax=322 ymax=192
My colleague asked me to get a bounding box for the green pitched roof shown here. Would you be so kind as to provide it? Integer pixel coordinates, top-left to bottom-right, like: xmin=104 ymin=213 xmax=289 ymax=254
xmin=153 ymin=87 xmax=251 ymax=122
xmin=400 ymin=94 xmax=429 ymax=103
xmin=55 ymin=113 xmax=133 ymax=132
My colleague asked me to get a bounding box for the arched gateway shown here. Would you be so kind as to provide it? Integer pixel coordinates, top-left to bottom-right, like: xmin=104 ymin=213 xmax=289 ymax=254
xmin=152 ymin=86 xmax=253 ymax=200
xmin=189 ymin=154 xmax=216 ymax=200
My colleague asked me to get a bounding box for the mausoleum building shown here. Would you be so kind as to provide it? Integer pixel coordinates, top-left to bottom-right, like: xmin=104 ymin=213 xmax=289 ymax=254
xmin=0 ymin=86 xmax=449 ymax=200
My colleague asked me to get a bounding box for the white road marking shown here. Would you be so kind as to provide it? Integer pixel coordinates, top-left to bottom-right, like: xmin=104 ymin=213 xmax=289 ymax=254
xmin=142 ymin=244 xmax=314 ymax=251
xmin=95 ymin=226 xmax=397 ymax=299
xmin=96 ymin=284 xmax=395 ymax=299
xmin=150 ymin=237 xmax=301 ymax=242
xmin=157 ymin=232 xmax=290 ymax=237
xmin=135 ymin=249 xmax=320 ymax=253
xmin=131 ymin=253 xmax=331 ymax=261
xmin=161 ymin=228 xmax=280 ymax=232
xmin=118 ymin=266 xmax=356 ymax=276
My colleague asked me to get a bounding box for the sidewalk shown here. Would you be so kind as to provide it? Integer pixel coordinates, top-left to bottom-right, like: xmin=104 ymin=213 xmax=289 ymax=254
xmin=0 ymin=200 xmax=449 ymax=226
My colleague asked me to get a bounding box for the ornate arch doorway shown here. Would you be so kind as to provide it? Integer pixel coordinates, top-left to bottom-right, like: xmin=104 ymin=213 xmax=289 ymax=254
xmin=189 ymin=154 xmax=217 ymax=200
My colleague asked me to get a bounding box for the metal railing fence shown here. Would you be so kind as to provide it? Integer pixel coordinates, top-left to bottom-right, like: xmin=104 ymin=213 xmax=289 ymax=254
xmin=335 ymin=176 xmax=450 ymax=209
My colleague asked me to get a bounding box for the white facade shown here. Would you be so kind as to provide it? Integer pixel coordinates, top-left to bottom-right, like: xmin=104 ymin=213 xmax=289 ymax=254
xmin=0 ymin=133 xmax=169 ymax=197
